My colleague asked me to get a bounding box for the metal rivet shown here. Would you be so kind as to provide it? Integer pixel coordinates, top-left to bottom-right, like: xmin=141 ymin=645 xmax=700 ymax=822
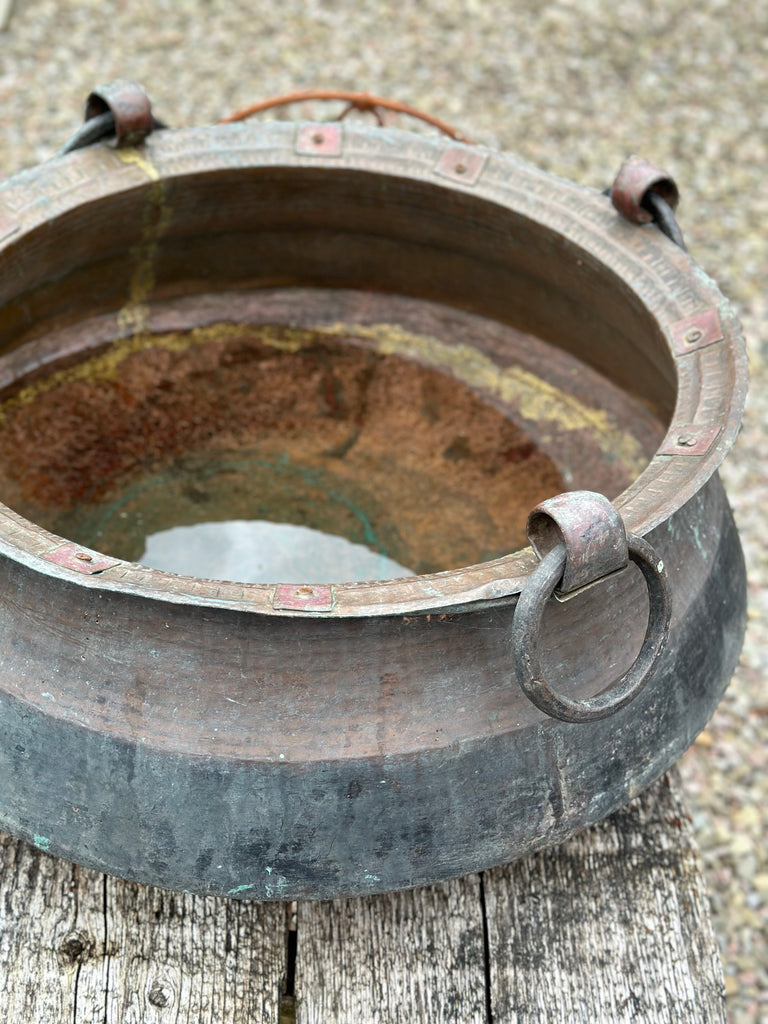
xmin=434 ymin=146 xmax=487 ymax=185
xmin=658 ymin=422 xmax=721 ymax=457
xmin=312 ymin=132 xmax=325 ymax=145
xmin=669 ymin=310 xmax=723 ymax=356
xmin=296 ymin=586 xmax=314 ymax=595
xmin=75 ymin=552 xmax=94 ymax=562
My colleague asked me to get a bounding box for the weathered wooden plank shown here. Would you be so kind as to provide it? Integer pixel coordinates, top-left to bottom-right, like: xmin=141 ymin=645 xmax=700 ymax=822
xmin=0 ymin=772 xmax=725 ymax=1024
xmin=0 ymin=835 xmax=287 ymax=1024
xmin=0 ymin=833 xmax=105 ymax=1021
xmin=295 ymin=876 xmax=488 ymax=1024
xmin=483 ymin=771 xmax=727 ymax=1024
xmin=99 ymin=879 xmax=286 ymax=1024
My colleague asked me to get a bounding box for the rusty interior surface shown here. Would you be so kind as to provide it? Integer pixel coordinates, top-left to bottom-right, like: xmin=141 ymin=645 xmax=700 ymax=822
xmin=0 ymin=159 xmax=672 ymax=580
xmin=0 ymin=289 xmax=665 ymax=578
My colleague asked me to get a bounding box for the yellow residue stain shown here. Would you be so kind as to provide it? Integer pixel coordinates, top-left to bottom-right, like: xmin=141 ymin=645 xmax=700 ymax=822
xmin=0 ymin=323 xmax=331 ymax=422
xmin=0 ymin=316 xmax=646 ymax=472
xmin=114 ymin=149 xmax=171 ymax=338
xmin=0 ymin=324 xmax=302 ymax=420
xmin=325 ymin=322 xmax=648 ymax=473
xmin=115 ymin=148 xmax=161 ymax=183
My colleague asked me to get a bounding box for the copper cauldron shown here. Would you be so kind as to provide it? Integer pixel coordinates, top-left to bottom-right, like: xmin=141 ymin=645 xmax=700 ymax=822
xmin=0 ymin=100 xmax=746 ymax=898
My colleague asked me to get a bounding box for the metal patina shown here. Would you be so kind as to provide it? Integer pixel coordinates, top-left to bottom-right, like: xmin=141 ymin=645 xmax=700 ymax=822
xmin=0 ymin=111 xmax=747 ymax=898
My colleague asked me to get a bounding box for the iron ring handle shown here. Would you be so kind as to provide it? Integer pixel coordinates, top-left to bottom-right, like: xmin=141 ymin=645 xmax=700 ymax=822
xmin=511 ymin=533 xmax=671 ymax=723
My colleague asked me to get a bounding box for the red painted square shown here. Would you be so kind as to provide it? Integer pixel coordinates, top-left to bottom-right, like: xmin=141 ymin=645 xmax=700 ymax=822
xmin=434 ymin=146 xmax=487 ymax=185
xmin=272 ymin=583 xmax=335 ymax=612
xmin=658 ymin=423 xmax=722 ymax=457
xmin=42 ymin=542 xmax=121 ymax=575
xmin=296 ymin=123 xmax=343 ymax=157
xmin=669 ymin=309 xmax=723 ymax=355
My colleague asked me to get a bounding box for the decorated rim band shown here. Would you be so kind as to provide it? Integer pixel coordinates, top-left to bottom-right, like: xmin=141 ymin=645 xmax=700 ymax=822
xmin=0 ymin=121 xmax=747 ymax=618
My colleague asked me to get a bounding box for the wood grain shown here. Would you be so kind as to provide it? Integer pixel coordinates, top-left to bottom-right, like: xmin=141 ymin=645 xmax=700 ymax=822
xmin=295 ymin=875 xmax=488 ymax=1024
xmin=483 ymin=771 xmax=727 ymax=1023
xmin=0 ymin=835 xmax=286 ymax=1024
xmin=0 ymin=773 xmax=725 ymax=1023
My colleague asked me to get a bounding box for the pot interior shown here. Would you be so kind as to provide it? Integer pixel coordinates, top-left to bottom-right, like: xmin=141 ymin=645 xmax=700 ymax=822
xmin=0 ymin=155 xmax=671 ymax=584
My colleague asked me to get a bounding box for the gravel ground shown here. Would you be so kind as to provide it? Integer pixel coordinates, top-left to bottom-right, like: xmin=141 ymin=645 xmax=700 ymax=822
xmin=1 ymin=1 xmax=766 ymax=1019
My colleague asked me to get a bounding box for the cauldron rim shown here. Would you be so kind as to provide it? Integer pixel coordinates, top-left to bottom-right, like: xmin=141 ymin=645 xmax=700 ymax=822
xmin=0 ymin=122 xmax=747 ymax=618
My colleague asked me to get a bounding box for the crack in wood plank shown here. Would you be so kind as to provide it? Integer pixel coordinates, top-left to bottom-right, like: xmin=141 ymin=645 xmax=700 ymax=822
xmin=0 ymin=772 xmax=725 ymax=1023
xmin=0 ymin=837 xmax=287 ymax=1022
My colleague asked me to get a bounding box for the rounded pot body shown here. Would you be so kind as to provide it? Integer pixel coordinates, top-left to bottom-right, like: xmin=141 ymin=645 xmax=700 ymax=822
xmin=0 ymin=123 xmax=747 ymax=897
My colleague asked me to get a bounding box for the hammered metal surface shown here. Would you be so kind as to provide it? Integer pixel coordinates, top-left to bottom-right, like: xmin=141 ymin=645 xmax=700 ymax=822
xmin=0 ymin=123 xmax=747 ymax=898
